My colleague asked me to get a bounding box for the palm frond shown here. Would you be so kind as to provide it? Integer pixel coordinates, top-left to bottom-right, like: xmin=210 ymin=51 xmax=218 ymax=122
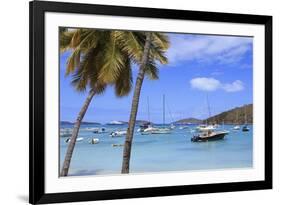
xmin=114 ymin=57 xmax=133 ymax=97
xmin=149 ymin=45 xmax=169 ymax=64
xmin=116 ymin=31 xmax=144 ymax=64
xmin=145 ymin=60 xmax=159 ymax=80
xmin=66 ymin=48 xmax=81 ymax=75
xmin=59 ymin=30 xmax=75 ymax=52
xmin=151 ymin=33 xmax=170 ymax=50
xmin=70 ymin=29 xmax=81 ymax=48
xmin=98 ymin=31 xmax=126 ymax=83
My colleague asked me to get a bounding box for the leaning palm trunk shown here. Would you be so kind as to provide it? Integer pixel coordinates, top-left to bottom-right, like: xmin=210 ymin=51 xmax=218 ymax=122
xmin=121 ymin=32 xmax=152 ymax=174
xmin=60 ymin=89 xmax=95 ymax=176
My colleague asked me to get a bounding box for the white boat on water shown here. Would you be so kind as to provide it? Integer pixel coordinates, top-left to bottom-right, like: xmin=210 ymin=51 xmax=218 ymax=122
xmin=151 ymin=127 xmax=171 ymax=134
xmin=89 ymin=138 xmax=99 ymax=144
xmin=65 ymin=137 xmax=83 ymax=143
xmin=151 ymin=95 xmax=172 ymax=135
xmin=179 ymin=126 xmax=189 ymax=130
xmin=232 ymin=109 xmax=240 ymax=130
xmin=170 ymin=124 xmax=176 ymax=130
xmin=233 ymin=125 xmax=240 ymax=130
xmin=85 ymin=127 xmax=106 ymax=133
xmin=110 ymin=130 xmax=127 ymax=137
xmin=196 ymin=124 xmax=216 ymax=132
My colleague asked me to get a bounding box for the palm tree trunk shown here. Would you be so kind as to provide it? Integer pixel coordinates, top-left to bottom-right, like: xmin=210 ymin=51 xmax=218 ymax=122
xmin=60 ymin=89 xmax=96 ymax=176
xmin=121 ymin=32 xmax=152 ymax=174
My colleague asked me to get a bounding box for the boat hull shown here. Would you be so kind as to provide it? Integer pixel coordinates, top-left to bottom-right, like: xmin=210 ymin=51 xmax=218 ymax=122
xmin=191 ymin=132 xmax=226 ymax=142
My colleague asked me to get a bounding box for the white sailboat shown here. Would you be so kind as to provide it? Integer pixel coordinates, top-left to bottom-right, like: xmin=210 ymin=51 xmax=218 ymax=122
xmin=196 ymin=95 xmax=217 ymax=132
xmin=140 ymin=97 xmax=157 ymax=135
xmin=233 ymin=108 xmax=240 ymax=130
xmin=151 ymin=95 xmax=172 ymax=134
xmin=242 ymin=105 xmax=250 ymax=132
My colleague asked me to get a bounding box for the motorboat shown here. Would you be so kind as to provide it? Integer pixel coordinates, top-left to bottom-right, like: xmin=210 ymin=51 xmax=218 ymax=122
xmin=92 ymin=127 xmax=106 ymax=134
xmin=151 ymin=127 xmax=171 ymax=134
xmin=89 ymin=138 xmax=99 ymax=144
xmin=242 ymin=125 xmax=250 ymax=132
xmin=191 ymin=130 xmax=228 ymax=142
xmin=65 ymin=137 xmax=83 ymax=143
xmin=233 ymin=125 xmax=240 ymax=130
xmin=179 ymin=126 xmax=189 ymax=130
xmin=110 ymin=130 xmax=127 ymax=137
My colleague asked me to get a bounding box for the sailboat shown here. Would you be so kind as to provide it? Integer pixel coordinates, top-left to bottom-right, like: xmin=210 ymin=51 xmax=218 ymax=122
xmin=233 ymin=108 xmax=240 ymax=130
xmin=151 ymin=95 xmax=172 ymax=134
xmin=191 ymin=94 xmax=228 ymax=142
xmin=242 ymin=105 xmax=250 ymax=132
xmin=139 ymin=97 xmax=157 ymax=135
xmin=196 ymin=95 xmax=216 ymax=132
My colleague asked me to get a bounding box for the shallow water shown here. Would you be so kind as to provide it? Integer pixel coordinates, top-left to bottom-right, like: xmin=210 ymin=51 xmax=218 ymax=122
xmin=59 ymin=124 xmax=253 ymax=176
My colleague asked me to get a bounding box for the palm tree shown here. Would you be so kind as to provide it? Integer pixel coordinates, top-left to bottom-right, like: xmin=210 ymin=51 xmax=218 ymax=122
xmin=60 ymin=29 xmax=134 ymax=176
xmin=121 ymin=32 xmax=170 ymax=173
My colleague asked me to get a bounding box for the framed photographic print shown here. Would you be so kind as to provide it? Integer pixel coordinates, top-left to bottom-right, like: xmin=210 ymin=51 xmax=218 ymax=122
xmin=29 ymin=0 xmax=272 ymax=204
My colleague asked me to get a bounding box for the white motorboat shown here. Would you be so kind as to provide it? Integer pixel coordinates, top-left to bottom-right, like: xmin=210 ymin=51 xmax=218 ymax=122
xmin=110 ymin=130 xmax=127 ymax=137
xmin=233 ymin=125 xmax=240 ymax=130
xmin=179 ymin=126 xmax=189 ymax=130
xmin=89 ymin=138 xmax=99 ymax=144
xmin=65 ymin=137 xmax=83 ymax=143
xmin=151 ymin=127 xmax=171 ymax=134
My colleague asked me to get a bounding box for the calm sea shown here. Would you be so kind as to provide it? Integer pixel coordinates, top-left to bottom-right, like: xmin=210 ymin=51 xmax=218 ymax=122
xmin=60 ymin=124 xmax=253 ymax=176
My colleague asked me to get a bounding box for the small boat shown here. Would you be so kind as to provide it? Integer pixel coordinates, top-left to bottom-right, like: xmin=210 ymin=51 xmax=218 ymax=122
xmin=151 ymin=127 xmax=171 ymax=134
xmin=233 ymin=125 xmax=240 ymax=130
xmin=191 ymin=130 xmax=228 ymax=142
xmin=65 ymin=137 xmax=83 ymax=143
xmin=179 ymin=126 xmax=189 ymax=130
xmin=242 ymin=106 xmax=250 ymax=132
xmin=92 ymin=127 xmax=106 ymax=134
xmin=141 ymin=126 xmax=159 ymax=135
xmin=89 ymin=138 xmax=99 ymax=144
xmin=110 ymin=130 xmax=127 ymax=137
xmin=170 ymin=124 xmax=176 ymax=130
xmin=150 ymin=95 xmax=172 ymax=135
xmin=138 ymin=122 xmax=152 ymax=132
xmin=232 ymin=109 xmax=240 ymax=130
xmin=112 ymin=144 xmax=124 ymax=147
xmin=242 ymin=125 xmax=250 ymax=132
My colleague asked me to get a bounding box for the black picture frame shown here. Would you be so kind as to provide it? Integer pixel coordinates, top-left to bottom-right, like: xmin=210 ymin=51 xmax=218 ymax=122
xmin=29 ymin=0 xmax=272 ymax=204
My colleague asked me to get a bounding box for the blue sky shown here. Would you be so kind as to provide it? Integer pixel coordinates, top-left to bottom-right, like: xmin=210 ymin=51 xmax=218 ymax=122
xmin=60 ymin=33 xmax=253 ymax=124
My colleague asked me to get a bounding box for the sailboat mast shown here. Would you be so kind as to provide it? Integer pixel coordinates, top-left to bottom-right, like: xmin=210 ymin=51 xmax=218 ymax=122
xmin=244 ymin=105 xmax=247 ymax=124
xmin=163 ymin=94 xmax=165 ymax=126
xmin=147 ymin=96 xmax=150 ymax=123
xmin=206 ymin=94 xmax=211 ymax=124
xmin=236 ymin=108 xmax=238 ymax=125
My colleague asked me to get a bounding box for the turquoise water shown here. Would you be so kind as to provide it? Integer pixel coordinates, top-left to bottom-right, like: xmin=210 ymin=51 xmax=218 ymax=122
xmin=60 ymin=125 xmax=253 ymax=176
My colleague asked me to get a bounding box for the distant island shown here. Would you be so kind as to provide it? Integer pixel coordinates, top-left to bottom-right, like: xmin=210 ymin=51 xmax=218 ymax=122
xmin=60 ymin=121 xmax=101 ymax=125
xmin=174 ymin=118 xmax=203 ymax=124
xmin=174 ymin=104 xmax=252 ymax=125
xmin=205 ymin=104 xmax=253 ymax=124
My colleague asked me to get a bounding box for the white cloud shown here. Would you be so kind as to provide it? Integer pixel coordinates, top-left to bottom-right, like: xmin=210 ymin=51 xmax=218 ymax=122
xmin=167 ymin=34 xmax=252 ymax=65
xmin=190 ymin=77 xmax=244 ymax=92
xmin=222 ymin=80 xmax=244 ymax=92
xmin=190 ymin=77 xmax=221 ymax=91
